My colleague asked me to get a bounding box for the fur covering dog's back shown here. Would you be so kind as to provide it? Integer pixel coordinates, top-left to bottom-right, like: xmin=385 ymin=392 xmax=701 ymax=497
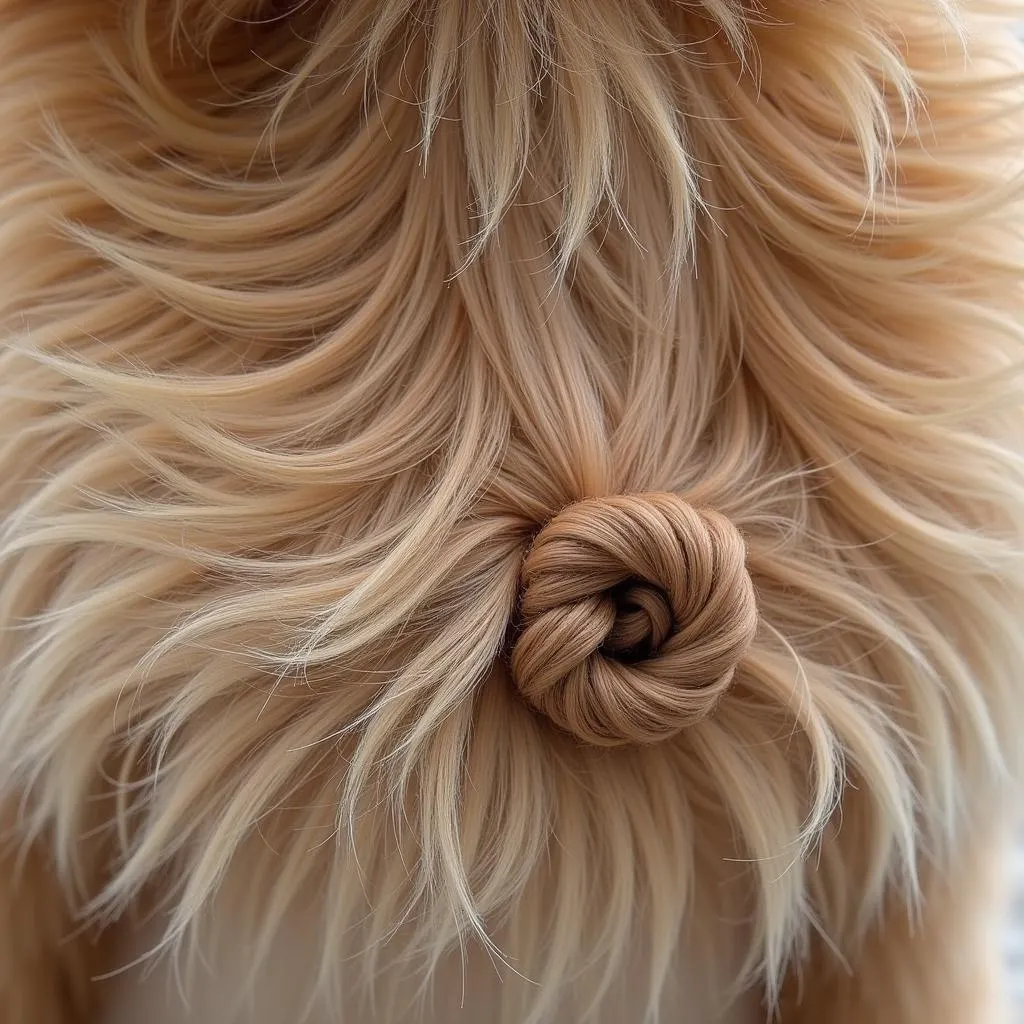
xmin=0 ymin=1 xmax=1023 ymax=1021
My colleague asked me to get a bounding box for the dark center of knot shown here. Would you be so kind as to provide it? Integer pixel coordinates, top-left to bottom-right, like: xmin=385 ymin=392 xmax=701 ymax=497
xmin=603 ymin=581 xmax=674 ymax=661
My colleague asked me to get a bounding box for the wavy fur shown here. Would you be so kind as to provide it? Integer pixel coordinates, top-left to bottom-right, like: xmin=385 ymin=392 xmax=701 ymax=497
xmin=0 ymin=0 xmax=1023 ymax=1021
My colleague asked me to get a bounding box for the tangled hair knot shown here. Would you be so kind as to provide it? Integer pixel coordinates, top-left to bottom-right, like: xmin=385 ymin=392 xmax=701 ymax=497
xmin=511 ymin=493 xmax=758 ymax=747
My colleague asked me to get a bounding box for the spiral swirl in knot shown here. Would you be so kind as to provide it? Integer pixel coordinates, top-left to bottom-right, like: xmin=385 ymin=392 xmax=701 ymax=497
xmin=510 ymin=493 xmax=758 ymax=747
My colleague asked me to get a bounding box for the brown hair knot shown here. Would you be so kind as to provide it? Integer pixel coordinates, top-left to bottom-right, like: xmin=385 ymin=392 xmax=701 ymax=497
xmin=510 ymin=493 xmax=758 ymax=747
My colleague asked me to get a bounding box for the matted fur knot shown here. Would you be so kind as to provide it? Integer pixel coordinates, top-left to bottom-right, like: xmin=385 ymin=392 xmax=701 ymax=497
xmin=510 ymin=493 xmax=758 ymax=747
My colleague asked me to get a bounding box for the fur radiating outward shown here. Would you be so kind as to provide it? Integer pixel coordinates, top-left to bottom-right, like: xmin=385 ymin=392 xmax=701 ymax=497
xmin=1 ymin=0 xmax=1024 ymax=1021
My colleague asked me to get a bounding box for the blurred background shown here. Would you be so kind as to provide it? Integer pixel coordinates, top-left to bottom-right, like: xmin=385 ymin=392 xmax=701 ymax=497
xmin=1012 ymin=836 xmax=1024 ymax=1017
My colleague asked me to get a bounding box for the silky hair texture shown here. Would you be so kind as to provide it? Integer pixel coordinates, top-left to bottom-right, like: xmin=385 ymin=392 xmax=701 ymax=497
xmin=1 ymin=0 xmax=1024 ymax=1022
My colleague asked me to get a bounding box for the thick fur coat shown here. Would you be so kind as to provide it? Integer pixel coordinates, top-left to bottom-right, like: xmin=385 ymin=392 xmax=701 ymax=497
xmin=1 ymin=1 xmax=1023 ymax=1021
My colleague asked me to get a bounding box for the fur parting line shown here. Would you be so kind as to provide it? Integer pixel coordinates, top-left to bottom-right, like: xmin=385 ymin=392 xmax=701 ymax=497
xmin=1 ymin=0 xmax=1023 ymax=1022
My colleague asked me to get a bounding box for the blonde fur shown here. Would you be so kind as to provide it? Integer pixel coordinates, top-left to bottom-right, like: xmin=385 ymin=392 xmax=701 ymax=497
xmin=0 ymin=0 xmax=1023 ymax=1021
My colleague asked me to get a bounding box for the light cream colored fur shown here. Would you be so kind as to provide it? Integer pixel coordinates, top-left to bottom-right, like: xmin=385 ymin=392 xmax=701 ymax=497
xmin=1 ymin=0 xmax=1023 ymax=1021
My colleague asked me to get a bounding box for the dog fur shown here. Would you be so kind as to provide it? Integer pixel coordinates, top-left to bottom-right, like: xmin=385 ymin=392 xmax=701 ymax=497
xmin=1 ymin=0 xmax=1023 ymax=1021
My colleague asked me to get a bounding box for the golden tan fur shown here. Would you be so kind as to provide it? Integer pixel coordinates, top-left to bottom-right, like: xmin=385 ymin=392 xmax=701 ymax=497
xmin=1 ymin=0 xmax=1023 ymax=1021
